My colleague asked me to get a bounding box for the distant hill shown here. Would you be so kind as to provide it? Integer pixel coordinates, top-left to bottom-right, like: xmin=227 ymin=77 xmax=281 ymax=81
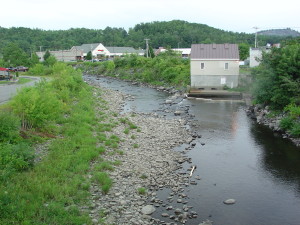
xmin=258 ymin=28 xmax=300 ymax=37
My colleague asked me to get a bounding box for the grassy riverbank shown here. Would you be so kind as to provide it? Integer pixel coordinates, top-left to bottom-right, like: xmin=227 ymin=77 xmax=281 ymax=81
xmin=0 ymin=63 xmax=116 ymax=224
xmin=76 ymin=52 xmax=190 ymax=88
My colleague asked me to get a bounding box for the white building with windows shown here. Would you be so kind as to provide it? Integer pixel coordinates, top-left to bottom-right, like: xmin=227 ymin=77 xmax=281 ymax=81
xmin=36 ymin=43 xmax=145 ymax=62
xmin=190 ymin=43 xmax=240 ymax=89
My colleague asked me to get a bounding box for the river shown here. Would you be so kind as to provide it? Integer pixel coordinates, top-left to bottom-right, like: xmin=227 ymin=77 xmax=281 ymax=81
xmin=85 ymin=75 xmax=300 ymax=225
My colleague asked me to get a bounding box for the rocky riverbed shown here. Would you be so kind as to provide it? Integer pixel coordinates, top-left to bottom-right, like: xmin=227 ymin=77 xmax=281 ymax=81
xmin=84 ymin=78 xmax=212 ymax=225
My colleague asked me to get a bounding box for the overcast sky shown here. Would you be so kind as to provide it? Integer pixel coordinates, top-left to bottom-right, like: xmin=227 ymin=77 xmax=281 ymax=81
xmin=1 ymin=0 xmax=299 ymax=33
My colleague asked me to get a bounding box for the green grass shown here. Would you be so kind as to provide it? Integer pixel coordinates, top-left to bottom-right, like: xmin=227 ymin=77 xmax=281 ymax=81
xmin=133 ymin=143 xmax=139 ymax=148
xmin=0 ymin=77 xmax=32 ymax=84
xmin=137 ymin=187 xmax=147 ymax=195
xmin=0 ymin=63 xmax=112 ymax=224
xmin=124 ymin=128 xmax=130 ymax=134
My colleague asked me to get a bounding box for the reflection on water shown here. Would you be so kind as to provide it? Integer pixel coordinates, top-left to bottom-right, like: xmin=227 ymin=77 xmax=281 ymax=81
xmin=250 ymin=123 xmax=300 ymax=195
xmin=85 ymin=75 xmax=300 ymax=225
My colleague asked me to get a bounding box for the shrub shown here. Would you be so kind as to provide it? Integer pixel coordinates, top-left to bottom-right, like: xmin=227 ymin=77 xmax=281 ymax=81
xmin=279 ymin=117 xmax=294 ymax=130
xmin=0 ymin=111 xmax=20 ymax=143
xmin=291 ymin=123 xmax=300 ymax=137
xmin=0 ymin=142 xmax=34 ymax=180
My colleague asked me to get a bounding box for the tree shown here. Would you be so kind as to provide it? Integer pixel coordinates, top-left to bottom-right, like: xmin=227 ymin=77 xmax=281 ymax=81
xmin=2 ymin=43 xmax=29 ymax=66
xmin=44 ymin=55 xmax=57 ymax=66
xmin=86 ymin=51 xmax=92 ymax=60
xmin=43 ymin=50 xmax=51 ymax=61
xmin=30 ymin=53 xmax=40 ymax=66
xmin=252 ymin=42 xmax=300 ymax=109
xmin=238 ymin=43 xmax=250 ymax=61
xmin=149 ymin=46 xmax=155 ymax=58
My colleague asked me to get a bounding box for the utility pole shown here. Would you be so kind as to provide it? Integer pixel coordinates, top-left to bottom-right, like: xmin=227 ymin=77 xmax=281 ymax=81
xmin=144 ymin=38 xmax=150 ymax=58
xmin=253 ymin=26 xmax=259 ymax=48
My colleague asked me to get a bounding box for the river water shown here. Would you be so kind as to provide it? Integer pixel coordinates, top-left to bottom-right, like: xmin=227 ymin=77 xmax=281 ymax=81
xmin=85 ymin=75 xmax=300 ymax=225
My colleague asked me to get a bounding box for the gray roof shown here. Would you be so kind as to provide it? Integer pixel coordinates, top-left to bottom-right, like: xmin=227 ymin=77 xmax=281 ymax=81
xmin=106 ymin=47 xmax=144 ymax=54
xmin=191 ymin=44 xmax=239 ymax=59
xmin=73 ymin=43 xmax=101 ymax=53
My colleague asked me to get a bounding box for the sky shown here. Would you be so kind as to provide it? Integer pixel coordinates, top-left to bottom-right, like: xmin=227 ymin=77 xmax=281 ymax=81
xmin=1 ymin=0 xmax=299 ymax=34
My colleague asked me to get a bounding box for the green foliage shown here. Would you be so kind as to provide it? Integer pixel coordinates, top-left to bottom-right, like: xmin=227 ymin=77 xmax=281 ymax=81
xmin=0 ymin=63 xmax=104 ymax=224
xmin=45 ymin=55 xmax=57 ymax=66
xmin=280 ymin=117 xmax=294 ymax=130
xmin=10 ymin=80 xmax=64 ymax=130
xmin=239 ymin=43 xmax=250 ymax=60
xmin=87 ymin=54 xmax=190 ymax=87
xmin=28 ymin=63 xmax=46 ymax=75
xmin=137 ymin=187 xmax=147 ymax=195
xmin=0 ymin=143 xmax=34 ymax=176
xmin=43 ymin=50 xmax=51 ymax=61
xmin=86 ymin=51 xmax=92 ymax=60
xmin=30 ymin=53 xmax=40 ymax=66
xmin=133 ymin=143 xmax=139 ymax=148
xmin=0 ymin=111 xmax=20 ymax=143
xmin=106 ymin=60 xmax=115 ymax=71
xmin=251 ymin=42 xmax=300 ymax=109
xmin=2 ymin=43 xmax=29 ymax=67
xmin=93 ymin=172 xmax=112 ymax=194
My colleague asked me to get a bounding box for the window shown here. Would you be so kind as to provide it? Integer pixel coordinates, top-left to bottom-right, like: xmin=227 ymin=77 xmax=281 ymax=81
xmin=224 ymin=63 xmax=229 ymax=70
xmin=200 ymin=62 xmax=205 ymax=70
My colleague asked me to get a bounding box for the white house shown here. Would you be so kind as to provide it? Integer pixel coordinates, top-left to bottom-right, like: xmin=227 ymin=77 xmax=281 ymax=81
xmin=249 ymin=47 xmax=271 ymax=67
xmin=155 ymin=47 xmax=191 ymax=58
xmin=190 ymin=43 xmax=240 ymax=89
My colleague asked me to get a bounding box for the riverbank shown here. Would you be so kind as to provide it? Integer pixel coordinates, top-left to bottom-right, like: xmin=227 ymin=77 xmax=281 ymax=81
xmin=85 ymin=77 xmax=211 ymax=225
xmin=246 ymin=105 xmax=300 ymax=146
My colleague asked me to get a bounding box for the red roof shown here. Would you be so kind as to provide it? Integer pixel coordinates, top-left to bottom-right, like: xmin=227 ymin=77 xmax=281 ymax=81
xmin=0 ymin=67 xmax=9 ymax=71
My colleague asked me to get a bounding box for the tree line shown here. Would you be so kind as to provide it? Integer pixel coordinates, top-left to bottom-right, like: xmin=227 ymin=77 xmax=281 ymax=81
xmin=0 ymin=20 xmax=291 ymax=56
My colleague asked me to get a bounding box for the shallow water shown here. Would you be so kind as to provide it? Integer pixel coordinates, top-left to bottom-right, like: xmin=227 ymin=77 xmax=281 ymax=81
xmin=86 ymin=75 xmax=300 ymax=225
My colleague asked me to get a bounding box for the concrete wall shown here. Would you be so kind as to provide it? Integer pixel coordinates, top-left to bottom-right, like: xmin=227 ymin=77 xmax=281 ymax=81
xmin=249 ymin=48 xmax=262 ymax=67
xmin=190 ymin=59 xmax=239 ymax=89
xmin=191 ymin=74 xmax=239 ymax=89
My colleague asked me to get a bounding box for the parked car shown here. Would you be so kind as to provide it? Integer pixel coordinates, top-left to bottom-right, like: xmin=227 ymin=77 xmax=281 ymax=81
xmin=6 ymin=67 xmax=16 ymax=72
xmin=15 ymin=66 xmax=28 ymax=72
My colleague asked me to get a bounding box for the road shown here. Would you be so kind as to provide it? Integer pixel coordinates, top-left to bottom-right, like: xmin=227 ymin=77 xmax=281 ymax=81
xmin=0 ymin=76 xmax=41 ymax=105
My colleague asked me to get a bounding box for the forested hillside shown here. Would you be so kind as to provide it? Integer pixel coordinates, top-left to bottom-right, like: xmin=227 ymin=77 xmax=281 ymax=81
xmin=258 ymin=28 xmax=300 ymax=37
xmin=0 ymin=20 xmax=290 ymax=55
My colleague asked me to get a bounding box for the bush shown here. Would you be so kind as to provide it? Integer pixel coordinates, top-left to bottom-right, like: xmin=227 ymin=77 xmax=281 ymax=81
xmin=0 ymin=111 xmax=20 ymax=143
xmin=291 ymin=123 xmax=300 ymax=136
xmin=279 ymin=116 xmax=294 ymax=130
xmin=0 ymin=142 xmax=34 ymax=180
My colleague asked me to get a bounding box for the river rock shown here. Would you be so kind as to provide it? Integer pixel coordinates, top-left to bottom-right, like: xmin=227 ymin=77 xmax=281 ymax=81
xmin=174 ymin=111 xmax=182 ymax=116
xmin=141 ymin=205 xmax=156 ymax=215
xmin=223 ymin=199 xmax=236 ymax=205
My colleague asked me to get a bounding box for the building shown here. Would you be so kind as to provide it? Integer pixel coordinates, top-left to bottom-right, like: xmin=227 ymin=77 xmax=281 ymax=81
xmin=249 ymin=47 xmax=271 ymax=67
xmin=71 ymin=43 xmax=144 ymax=59
xmin=155 ymin=47 xmax=191 ymax=58
xmin=36 ymin=48 xmax=83 ymax=62
xmin=190 ymin=43 xmax=240 ymax=89
xmin=36 ymin=43 xmax=145 ymax=62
